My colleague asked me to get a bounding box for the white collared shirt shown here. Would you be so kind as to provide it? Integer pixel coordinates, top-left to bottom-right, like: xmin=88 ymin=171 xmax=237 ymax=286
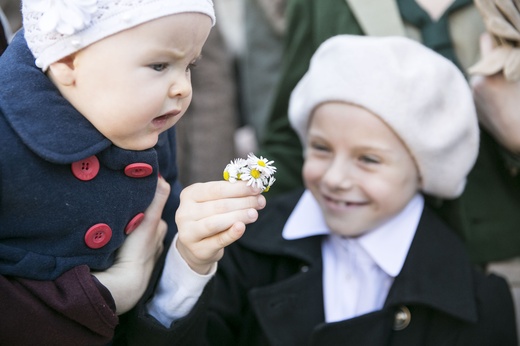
xmin=283 ymin=190 xmax=424 ymax=322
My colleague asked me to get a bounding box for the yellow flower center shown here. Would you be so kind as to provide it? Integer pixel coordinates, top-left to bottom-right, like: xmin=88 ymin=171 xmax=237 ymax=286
xmin=251 ymin=169 xmax=261 ymax=179
xmin=258 ymin=160 xmax=266 ymax=167
xmin=223 ymin=170 xmax=230 ymax=181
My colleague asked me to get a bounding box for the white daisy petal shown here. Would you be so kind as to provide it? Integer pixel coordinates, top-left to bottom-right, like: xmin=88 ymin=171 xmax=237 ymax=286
xmin=223 ymin=153 xmax=276 ymax=193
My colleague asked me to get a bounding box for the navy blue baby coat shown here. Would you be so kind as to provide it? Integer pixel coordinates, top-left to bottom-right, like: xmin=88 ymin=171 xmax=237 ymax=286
xmin=0 ymin=31 xmax=181 ymax=280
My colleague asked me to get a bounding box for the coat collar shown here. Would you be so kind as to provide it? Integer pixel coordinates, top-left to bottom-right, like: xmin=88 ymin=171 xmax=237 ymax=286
xmin=240 ymin=189 xmax=323 ymax=265
xmin=283 ymin=190 xmax=423 ymax=278
xmin=345 ymin=0 xmax=406 ymax=36
xmin=242 ymin=189 xmax=478 ymax=327
xmin=0 ymin=30 xmax=110 ymax=164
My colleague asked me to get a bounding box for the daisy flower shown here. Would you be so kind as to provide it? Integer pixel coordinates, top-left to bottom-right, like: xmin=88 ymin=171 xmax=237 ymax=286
xmin=240 ymin=167 xmax=265 ymax=190
xmin=247 ymin=153 xmax=277 ymax=176
xmin=223 ymin=158 xmax=248 ymax=183
xmin=223 ymin=153 xmax=276 ymax=192
xmin=262 ymin=176 xmax=276 ymax=193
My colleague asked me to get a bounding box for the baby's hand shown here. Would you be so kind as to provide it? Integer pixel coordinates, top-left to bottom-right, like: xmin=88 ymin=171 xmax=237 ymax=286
xmin=93 ymin=177 xmax=170 ymax=314
xmin=175 ymin=180 xmax=266 ymax=274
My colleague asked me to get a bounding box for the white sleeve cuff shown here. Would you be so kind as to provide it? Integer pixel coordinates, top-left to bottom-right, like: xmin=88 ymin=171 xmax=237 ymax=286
xmin=146 ymin=233 xmax=216 ymax=327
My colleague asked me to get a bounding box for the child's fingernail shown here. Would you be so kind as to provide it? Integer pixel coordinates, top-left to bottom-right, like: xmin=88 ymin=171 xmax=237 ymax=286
xmin=247 ymin=209 xmax=257 ymax=219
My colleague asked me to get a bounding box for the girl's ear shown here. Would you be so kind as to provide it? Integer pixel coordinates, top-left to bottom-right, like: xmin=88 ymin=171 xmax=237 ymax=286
xmin=47 ymin=54 xmax=76 ymax=86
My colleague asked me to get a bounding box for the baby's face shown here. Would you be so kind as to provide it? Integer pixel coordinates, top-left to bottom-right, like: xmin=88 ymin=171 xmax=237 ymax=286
xmin=60 ymin=13 xmax=212 ymax=150
xmin=303 ymin=102 xmax=420 ymax=237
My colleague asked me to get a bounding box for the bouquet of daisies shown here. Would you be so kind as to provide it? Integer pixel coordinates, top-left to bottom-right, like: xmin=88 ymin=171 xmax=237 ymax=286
xmin=223 ymin=153 xmax=276 ymax=192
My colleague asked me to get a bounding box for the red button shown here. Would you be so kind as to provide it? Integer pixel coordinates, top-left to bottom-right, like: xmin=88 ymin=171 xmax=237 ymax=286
xmin=125 ymin=213 xmax=145 ymax=235
xmin=84 ymin=223 xmax=112 ymax=249
xmin=124 ymin=163 xmax=153 ymax=178
xmin=71 ymin=156 xmax=100 ymax=181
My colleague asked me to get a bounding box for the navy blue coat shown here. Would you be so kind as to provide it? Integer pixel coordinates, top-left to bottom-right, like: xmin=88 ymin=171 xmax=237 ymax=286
xmin=0 ymin=31 xmax=181 ymax=280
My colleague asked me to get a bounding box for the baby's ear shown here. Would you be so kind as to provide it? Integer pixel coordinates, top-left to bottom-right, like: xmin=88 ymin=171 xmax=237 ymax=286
xmin=47 ymin=55 xmax=76 ymax=86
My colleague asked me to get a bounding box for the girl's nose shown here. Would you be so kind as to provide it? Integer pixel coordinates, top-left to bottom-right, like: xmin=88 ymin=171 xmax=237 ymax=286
xmin=322 ymin=158 xmax=354 ymax=191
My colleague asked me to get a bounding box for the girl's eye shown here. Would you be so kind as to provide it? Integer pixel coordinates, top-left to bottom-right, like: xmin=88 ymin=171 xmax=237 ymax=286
xmin=150 ymin=63 xmax=167 ymax=72
xmin=309 ymin=142 xmax=329 ymax=152
xmin=359 ymin=155 xmax=380 ymax=164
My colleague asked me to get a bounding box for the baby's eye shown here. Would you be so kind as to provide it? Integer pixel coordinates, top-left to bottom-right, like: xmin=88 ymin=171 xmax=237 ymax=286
xmin=186 ymin=62 xmax=197 ymax=72
xmin=150 ymin=63 xmax=168 ymax=72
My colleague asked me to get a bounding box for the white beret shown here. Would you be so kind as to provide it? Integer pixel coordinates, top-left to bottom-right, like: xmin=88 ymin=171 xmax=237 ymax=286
xmin=22 ymin=0 xmax=216 ymax=71
xmin=289 ymin=35 xmax=479 ymax=199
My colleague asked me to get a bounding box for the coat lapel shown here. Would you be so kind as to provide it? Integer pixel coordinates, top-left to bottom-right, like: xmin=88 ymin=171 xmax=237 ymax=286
xmin=249 ymin=263 xmax=325 ymax=345
xmin=345 ymin=0 xmax=406 ymax=36
xmin=241 ymin=190 xmax=327 ymax=345
xmin=385 ymin=206 xmax=478 ymax=323
xmin=310 ymin=309 xmax=395 ymax=345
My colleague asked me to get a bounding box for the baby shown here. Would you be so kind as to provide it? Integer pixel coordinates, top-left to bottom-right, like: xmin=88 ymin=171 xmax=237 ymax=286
xmin=0 ymin=0 xmax=214 ymax=281
xmin=0 ymin=1 xmax=215 ymax=343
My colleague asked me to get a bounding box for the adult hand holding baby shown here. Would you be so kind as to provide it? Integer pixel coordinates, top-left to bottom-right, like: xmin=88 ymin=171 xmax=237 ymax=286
xmin=93 ymin=177 xmax=170 ymax=315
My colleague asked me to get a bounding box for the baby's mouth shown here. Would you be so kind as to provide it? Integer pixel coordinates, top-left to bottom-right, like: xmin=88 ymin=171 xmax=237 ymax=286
xmin=155 ymin=114 xmax=171 ymax=121
xmin=158 ymin=109 xmax=181 ymax=119
xmin=153 ymin=109 xmax=181 ymax=123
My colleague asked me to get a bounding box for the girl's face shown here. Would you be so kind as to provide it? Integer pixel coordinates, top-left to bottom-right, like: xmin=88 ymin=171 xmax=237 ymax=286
xmin=58 ymin=13 xmax=212 ymax=151
xmin=303 ymin=102 xmax=421 ymax=238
